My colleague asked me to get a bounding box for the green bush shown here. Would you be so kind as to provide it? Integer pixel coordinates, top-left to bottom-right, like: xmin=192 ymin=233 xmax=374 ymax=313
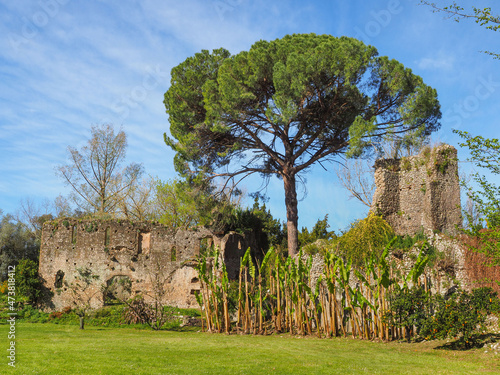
xmin=420 ymin=287 xmax=500 ymax=348
xmin=222 ymin=198 xmax=286 ymax=255
xmin=336 ymin=213 xmax=395 ymax=267
xmin=302 ymin=239 xmax=335 ymax=256
xmin=299 ymin=215 xmax=336 ymax=247
xmin=17 ymin=305 xmax=49 ymax=323
xmin=384 ymin=286 xmax=431 ymax=340
xmin=390 ymin=230 xmax=427 ymax=251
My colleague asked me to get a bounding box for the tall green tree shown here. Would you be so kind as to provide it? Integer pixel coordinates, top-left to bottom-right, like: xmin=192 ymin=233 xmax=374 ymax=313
xmin=154 ymin=178 xmax=211 ymax=229
xmin=164 ymin=34 xmax=441 ymax=256
xmin=299 ymin=214 xmax=335 ymax=247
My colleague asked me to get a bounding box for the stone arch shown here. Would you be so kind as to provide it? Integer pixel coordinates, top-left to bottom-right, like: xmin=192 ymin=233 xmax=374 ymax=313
xmin=104 ymin=275 xmax=132 ymax=304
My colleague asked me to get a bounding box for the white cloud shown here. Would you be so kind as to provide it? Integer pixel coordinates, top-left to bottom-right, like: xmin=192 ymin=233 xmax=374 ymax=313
xmin=417 ymin=54 xmax=454 ymax=70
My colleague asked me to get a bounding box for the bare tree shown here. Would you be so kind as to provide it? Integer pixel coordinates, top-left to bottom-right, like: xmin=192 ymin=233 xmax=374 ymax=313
xmin=53 ymin=195 xmax=73 ymax=218
xmin=372 ymin=128 xmax=430 ymax=160
xmin=56 ymin=124 xmax=143 ymax=216
xmin=16 ymin=197 xmax=53 ymax=241
xmin=336 ymin=131 xmax=431 ymax=207
xmin=336 ymin=159 xmax=375 ymax=207
xmin=463 ymin=196 xmax=482 ymax=229
xmin=117 ymin=176 xmax=156 ymax=221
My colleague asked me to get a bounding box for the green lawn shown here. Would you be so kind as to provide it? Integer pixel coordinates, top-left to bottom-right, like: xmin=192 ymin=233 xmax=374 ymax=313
xmin=1 ymin=323 xmax=498 ymax=374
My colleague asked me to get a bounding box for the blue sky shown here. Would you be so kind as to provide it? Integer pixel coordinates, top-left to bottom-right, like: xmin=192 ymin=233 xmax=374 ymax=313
xmin=0 ymin=0 xmax=498 ymax=233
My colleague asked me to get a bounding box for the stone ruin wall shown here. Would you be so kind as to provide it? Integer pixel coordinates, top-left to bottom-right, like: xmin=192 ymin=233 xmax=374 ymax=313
xmin=371 ymin=144 xmax=462 ymax=237
xmin=39 ymin=219 xmax=257 ymax=311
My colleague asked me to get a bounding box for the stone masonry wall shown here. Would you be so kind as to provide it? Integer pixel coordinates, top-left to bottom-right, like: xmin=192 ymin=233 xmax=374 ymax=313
xmin=371 ymin=144 xmax=462 ymax=236
xmin=39 ymin=219 xmax=256 ymax=311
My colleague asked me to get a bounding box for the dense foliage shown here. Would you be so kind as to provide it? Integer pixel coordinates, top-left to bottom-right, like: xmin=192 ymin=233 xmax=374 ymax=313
xmin=420 ymin=287 xmax=499 ymax=348
xmin=299 ymin=215 xmax=336 ymax=247
xmin=384 ymin=286 xmax=431 ymax=341
xmin=15 ymin=259 xmax=42 ymax=305
xmin=336 ymin=213 xmax=395 ymax=267
xmin=221 ymin=198 xmax=286 ymax=255
xmin=194 ymin=244 xmax=499 ymax=348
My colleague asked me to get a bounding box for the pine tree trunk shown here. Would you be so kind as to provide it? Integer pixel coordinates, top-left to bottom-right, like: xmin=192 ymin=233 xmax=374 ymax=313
xmin=283 ymin=173 xmax=299 ymax=257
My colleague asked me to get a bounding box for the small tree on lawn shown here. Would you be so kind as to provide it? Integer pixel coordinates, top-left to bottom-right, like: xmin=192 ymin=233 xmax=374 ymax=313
xmin=69 ymin=267 xmax=102 ymax=330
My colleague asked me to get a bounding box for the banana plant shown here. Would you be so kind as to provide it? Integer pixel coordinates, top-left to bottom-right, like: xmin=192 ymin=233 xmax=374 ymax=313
xmin=336 ymin=257 xmax=360 ymax=337
xmin=406 ymin=245 xmax=429 ymax=288
xmin=194 ymin=252 xmax=213 ymax=332
xmin=220 ymin=260 xmax=230 ymax=333
xmin=323 ymin=252 xmax=340 ymax=337
xmin=257 ymin=248 xmax=273 ymax=333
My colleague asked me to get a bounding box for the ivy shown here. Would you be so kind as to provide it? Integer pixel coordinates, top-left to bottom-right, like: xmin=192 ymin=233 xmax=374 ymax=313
xmin=84 ymin=221 xmax=99 ymax=233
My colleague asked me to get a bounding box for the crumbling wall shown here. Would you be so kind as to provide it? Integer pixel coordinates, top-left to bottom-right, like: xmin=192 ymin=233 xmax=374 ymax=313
xmin=39 ymin=219 xmax=254 ymax=311
xmin=371 ymin=145 xmax=462 ymax=236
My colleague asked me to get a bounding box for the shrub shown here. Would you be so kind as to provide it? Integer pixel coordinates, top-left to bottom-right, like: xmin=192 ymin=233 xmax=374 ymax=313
xmin=390 ymin=230 xmax=427 ymax=252
xmin=384 ymin=286 xmax=431 ymax=340
xmin=302 ymin=239 xmax=334 ymax=256
xmin=49 ymin=311 xmax=63 ymax=320
xmin=122 ymin=295 xmax=176 ymax=330
xmin=336 ymin=213 xmax=395 ymax=267
xmin=420 ymin=287 xmax=500 ymax=348
xmin=0 ymin=280 xmax=8 ymax=294
xmin=18 ymin=305 xmax=49 ymax=323
xmin=62 ymin=306 xmax=72 ymax=314
xmin=299 ymin=215 xmax=336 ymax=247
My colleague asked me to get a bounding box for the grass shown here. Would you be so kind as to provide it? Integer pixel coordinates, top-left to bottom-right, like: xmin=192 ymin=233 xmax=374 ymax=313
xmin=0 ymin=302 xmax=200 ymax=330
xmin=1 ymin=323 xmax=499 ymax=374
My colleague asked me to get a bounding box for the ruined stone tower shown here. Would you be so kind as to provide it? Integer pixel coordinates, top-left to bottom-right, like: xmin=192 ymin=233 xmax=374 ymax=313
xmin=371 ymin=144 xmax=462 ymax=236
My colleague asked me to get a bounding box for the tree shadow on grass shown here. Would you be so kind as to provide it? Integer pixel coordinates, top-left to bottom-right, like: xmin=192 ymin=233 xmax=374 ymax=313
xmin=166 ymin=326 xmax=201 ymax=333
xmin=434 ymin=333 xmax=500 ymax=351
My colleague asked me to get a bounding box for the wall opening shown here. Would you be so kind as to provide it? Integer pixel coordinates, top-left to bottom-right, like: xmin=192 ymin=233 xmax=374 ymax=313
xmin=191 ymin=277 xmax=199 ymax=283
xmin=71 ymin=226 xmax=77 ymax=245
xmin=54 ymin=270 xmax=65 ymax=288
xmin=138 ymin=232 xmax=151 ymax=254
xmin=199 ymin=237 xmax=213 ymax=256
xmin=104 ymin=226 xmax=110 ymax=246
xmin=171 ymin=246 xmax=177 ymax=261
